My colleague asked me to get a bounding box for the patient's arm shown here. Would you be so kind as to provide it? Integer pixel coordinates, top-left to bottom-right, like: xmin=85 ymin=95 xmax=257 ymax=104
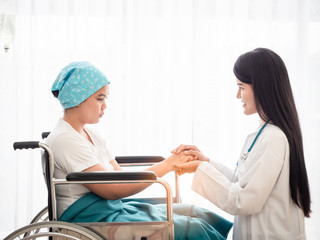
xmin=83 ymin=153 xmax=191 ymax=200
xmin=83 ymin=162 xmax=153 ymax=200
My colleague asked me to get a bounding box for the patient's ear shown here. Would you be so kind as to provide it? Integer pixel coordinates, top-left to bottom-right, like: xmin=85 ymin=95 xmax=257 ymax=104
xmin=52 ymin=90 xmax=59 ymax=98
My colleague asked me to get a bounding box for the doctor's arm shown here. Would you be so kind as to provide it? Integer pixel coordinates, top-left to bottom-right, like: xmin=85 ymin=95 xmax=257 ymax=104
xmin=191 ymin=133 xmax=288 ymax=215
xmin=172 ymin=144 xmax=235 ymax=180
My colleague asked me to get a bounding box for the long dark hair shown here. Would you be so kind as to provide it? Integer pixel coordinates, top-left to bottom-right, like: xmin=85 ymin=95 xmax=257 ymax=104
xmin=233 ymin=48 xmax=311 ymax=217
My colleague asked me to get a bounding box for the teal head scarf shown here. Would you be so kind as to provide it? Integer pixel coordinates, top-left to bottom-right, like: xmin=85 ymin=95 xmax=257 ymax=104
xmin=52 ymin=61 xmax=110 ymax=109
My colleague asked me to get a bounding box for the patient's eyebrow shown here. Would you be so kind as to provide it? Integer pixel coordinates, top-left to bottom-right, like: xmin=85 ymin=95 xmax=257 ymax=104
xmin=237 ymin=83 xmax=243 ymax=86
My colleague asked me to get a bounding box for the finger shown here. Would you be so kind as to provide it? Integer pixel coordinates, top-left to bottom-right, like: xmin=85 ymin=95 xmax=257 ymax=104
xmin=175 ymin=144 xmax=189 ymax=154
xmin=177 ymin=145 xmax=199 ymax=154
xmin=176 ymin=161 xmax=201 ymax=173
xmin=185 ymin=145 xmax=199 ymax=151
xmin=172 ymin=163 xmax=183 ymax=171
xmin=183 ymin=150 xmax=200 ymax=157
xmin=172 ymin=158 xmax=193 ymax=171
xmin=174 ymin=162 xmax=190 ymax=170
xmin=175 ymin=165 xmax=189 ymax=175
xmin=185 ymin=150 xmax=208 ymax=161
xmin=173 ymin=163 xmax=184 ymax=171
xmin=180 ymin=154 xmax=195 ymax=162
xmin=188 ymin=155 xmax=195 ymax=161
xmin=177 ymin=169 xmax=187 ymax=176
xmin=182 ymin=151 xmax=200 ymax=161
xmin=183 ymin=145 xmax=200 ymax=152
xmin=181 ymin=155 xmax=195 ymax=162
xmin=171 ymin=144 xmax=184 ymax=154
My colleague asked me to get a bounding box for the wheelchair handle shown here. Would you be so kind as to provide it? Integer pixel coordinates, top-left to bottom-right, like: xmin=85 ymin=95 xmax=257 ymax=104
xmin=42 ymin=132 xmax=50 ymax=139
xmin=13 ymin=141 xmax=40 ymax=150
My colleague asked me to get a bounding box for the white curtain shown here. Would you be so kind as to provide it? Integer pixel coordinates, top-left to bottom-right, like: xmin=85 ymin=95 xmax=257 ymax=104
xmin=0 ymin=0 xmax=319 ymax=238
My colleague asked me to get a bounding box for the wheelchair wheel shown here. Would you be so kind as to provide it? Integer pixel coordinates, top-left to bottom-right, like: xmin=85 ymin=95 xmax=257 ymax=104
xmin=30 ymin=206 xmax=49 ymax=223
xmin=4 ymin=221 xmax=104 ymax=240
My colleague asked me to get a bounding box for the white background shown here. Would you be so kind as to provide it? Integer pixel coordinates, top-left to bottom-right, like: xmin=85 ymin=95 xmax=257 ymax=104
xmin=0 ymin=0 xmax=319 ymax=239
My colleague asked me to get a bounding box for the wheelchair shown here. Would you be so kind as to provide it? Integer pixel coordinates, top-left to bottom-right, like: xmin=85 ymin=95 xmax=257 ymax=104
xmin=6 ymin=133 xmax=181 ymax=240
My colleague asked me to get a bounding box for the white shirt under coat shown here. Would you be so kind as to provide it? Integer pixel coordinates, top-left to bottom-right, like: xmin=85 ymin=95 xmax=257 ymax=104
xmin=192 ymin=123 xmax=306 ymax=240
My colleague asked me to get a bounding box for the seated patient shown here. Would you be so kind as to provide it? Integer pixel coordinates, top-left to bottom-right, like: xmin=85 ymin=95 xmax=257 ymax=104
xmin=46 ymin=61 xmax=233 ymax=240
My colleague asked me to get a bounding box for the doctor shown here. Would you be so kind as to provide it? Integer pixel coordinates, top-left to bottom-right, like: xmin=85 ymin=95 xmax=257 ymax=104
xmin=172 ymin=48 xmax=311 ymax=239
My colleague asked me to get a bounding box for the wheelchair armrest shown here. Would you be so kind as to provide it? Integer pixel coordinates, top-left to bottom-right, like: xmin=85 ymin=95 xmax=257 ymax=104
xmin=66 ymin=171 xmax=157 ymax=181
xmin=115 ymin=156 xmax=165 ymax=164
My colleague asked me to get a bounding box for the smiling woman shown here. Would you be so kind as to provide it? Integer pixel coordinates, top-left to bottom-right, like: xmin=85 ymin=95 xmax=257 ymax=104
xmin=171 ymin=48 xmax=311 ymax=239
xmin=236 ymin=80 xmax=257 ymax=115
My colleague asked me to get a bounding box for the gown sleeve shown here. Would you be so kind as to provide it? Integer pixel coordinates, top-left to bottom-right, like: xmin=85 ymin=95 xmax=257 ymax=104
xmin=192 ymin=129 xmax=288 ymax=215
xmin=51 ymin=133 xmax=100 ymax=173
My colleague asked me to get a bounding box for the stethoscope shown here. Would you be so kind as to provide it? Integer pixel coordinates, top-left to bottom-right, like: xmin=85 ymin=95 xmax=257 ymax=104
xmin=232 ymin=121 xmax=269 ymax=182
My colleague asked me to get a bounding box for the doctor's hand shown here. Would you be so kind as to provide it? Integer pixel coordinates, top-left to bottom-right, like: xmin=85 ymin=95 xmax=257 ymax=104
xmin=174 ymin=161 xmax=203 ymax=175
xmin=171 ymin=144 xmax=209 ymax=163
xmin=164 ymin=152 xmax=194 ymax=171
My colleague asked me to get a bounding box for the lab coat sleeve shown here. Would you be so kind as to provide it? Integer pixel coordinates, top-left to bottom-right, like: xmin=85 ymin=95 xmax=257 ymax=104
xmin=192 ymin=131 xmax=288 ymax=215
xmin=209 ymin=159 xmax=235 ymax=182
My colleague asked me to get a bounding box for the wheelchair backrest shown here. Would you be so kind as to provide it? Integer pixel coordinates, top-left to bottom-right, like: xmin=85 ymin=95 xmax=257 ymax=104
xmin=41 ymin=132 xmax=56 ymax=221
xmin=41 ymin=149 xmax=54 ymax=221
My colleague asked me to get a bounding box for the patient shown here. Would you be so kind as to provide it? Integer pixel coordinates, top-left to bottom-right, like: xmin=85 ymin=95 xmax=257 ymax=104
xmin=46 ymin=61 xmax=232 ymax=240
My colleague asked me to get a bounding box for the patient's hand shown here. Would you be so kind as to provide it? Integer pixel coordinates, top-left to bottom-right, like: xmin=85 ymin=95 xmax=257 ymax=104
xmin=166 ymin=152 xmax=193 ymax=166
xmin=165 ymin=152 xmax=203 ymax=175
xmin=175 ymin=160 xmax=203 ymax=175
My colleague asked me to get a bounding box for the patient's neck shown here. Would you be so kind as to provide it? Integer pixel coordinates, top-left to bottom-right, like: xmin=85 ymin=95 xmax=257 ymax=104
xmin=63 ymin=111 xmax=85 ymax=134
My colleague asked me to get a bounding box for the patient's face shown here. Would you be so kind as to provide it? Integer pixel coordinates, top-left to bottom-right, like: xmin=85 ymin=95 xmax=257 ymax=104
xmin=77 ymin=85 xmax=109 ymax=124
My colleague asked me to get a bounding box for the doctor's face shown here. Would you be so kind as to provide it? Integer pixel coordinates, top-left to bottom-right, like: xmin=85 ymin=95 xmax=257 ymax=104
xmin=236 ymin=79 xmax=257 ymax=115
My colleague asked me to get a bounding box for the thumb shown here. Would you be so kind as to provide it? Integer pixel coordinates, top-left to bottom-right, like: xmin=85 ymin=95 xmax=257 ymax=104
xmin=177 ymin=169 xmax=187 ymax=176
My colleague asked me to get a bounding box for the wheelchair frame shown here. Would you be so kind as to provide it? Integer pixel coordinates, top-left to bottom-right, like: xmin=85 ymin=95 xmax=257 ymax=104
xmin=6 ymin=140 xmax=180 ymax=240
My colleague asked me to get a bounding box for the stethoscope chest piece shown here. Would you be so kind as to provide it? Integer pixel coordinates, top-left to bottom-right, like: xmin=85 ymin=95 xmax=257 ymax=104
xmin=233 ymin=121 xmax=269 ymax=182
xmin=236 ymin=121 xmax=269 ymax=168
xmin=240 ymin=152 xmax=248 ymax=161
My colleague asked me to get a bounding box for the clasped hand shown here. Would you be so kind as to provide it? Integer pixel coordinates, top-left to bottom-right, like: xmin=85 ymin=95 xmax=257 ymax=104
xmin=167 ymin=145 xmax=209 ymax=175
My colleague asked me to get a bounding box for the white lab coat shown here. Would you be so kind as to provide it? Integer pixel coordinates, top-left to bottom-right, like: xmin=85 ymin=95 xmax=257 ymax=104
xmin=192 ymin=123 xmax=306 ymax=240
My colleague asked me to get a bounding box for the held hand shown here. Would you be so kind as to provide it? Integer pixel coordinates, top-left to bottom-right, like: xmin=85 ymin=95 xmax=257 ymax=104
xmin=174 ymin=161 xmax=203 ymax=175
xmin=171 ymin=144 xmax=199 ymax=154
xmin=171 ymin=144 xmax=209 ymax=162
xmin=165 ymin=152 xmax=193 ymax=169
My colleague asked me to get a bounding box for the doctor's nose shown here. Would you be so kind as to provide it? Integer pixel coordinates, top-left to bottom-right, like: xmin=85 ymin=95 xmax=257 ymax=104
xmin=236 ymin=88 xmax=241 ymax=99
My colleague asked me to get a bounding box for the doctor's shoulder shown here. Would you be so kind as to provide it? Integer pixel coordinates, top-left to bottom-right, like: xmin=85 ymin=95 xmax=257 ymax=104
xmin=260 ymin=124 xmax=289 ymax=148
